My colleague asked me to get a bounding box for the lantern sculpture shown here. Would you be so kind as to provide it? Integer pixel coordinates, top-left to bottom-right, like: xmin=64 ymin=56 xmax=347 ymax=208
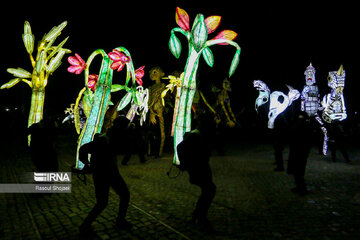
xmin=301 ymin=63 xmax=328 ymax=155
xmin=253 ymin=80 xmax=300 ymax=129
xmin=1 ymin=21 xmax=70 ymax=144
xmin=169 ymin=7 xmax=241 ymax=164
xmin=215 ymin=78 xmax=237 ymax=127
xmin=301 ymin=63 xmax=320 ymax=117
xmin=321 ymin=65 xmax=347 ymax=123
xmin=67 ymin=47 xmax=148 ymax=169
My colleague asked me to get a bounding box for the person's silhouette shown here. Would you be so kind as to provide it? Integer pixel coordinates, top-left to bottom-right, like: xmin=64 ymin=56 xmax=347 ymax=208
xmin=79 ymin=121 xmax=132 ymax=234
xmin=28 ymin=118 xmax=58 ymax=173
xmin=177 ymin=112 xmax=216 ymax=231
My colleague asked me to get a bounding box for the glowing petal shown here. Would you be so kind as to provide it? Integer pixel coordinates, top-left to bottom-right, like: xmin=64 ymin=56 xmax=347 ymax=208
xmin=68 ymin=53 xmax=86 ymax=69
xmin=68 ymin=65 xmax=82 ymax=74
xmin=205 ymin=16 xmax=221 ymax=34
xmin=135 ymin=66 xmax=145 ymax=78
xmin=191 ymin=14 xmax=207 ymax=51
xmin=211 ymin=30 xmax=238 ymax=45
xmin=135 ymin=66 xmax=145 ymax=85
xmin=87 ymin=80 xmax=97 ymax=91
xmin=110 ymin=61 xmax=125 ymax=72
xmin=108 ymin=49 xmax=123 ymax=61
xmin=136 ymin=78 xmax=143 ymax=86
xmin=169 ymin=33 xmax=182 ymax=59
xmin=175 ymin=7 xmax=190 ymax=31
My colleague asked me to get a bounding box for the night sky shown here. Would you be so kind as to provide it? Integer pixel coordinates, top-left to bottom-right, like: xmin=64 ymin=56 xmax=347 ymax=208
xmin=0 ymin=1 xmax=358 ymax=122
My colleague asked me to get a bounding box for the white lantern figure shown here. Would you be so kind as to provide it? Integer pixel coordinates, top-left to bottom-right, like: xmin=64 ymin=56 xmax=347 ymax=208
xmin=322 ymin=65 xmax=347 ymax=123
xmin=300 ymin=63 xmax=328 ymax=155
xmin=301 ymin=63 xmax=320 ymax=117
xmin=254 ymin=80 xmax=300 ymax=129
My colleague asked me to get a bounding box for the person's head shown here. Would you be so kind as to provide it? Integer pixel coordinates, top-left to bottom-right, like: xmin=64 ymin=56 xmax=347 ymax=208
xmin=223 ymin=78 xmax=231 ymax=91
xmin=93 ymin=133 xmax=107 ymax=146
xmin=195 ymin=111 xmax=216 ymax=136
xmin=149 ymin=66 xmax=165 ymax=82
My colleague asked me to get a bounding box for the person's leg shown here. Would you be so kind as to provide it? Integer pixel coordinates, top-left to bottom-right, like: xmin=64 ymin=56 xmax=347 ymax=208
xmin=193 ymin=181 xmax=216 ymax=222
xmin=111 ymin=173 xmax=132 ymax=229
xmin=274 ymin=142 xmax=284 ymax=171
xmin=80 ymin=178 xmax=110 ymax=231
xmin=159 ymin=115 xmax=165 ymax=157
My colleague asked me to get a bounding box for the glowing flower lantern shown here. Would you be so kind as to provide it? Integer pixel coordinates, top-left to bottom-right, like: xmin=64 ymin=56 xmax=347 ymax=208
xmin=169 ymin=7 xmax=241 ymax=164
xmin=108 ymin=49 xmax=131 ymax=71
xmin=67 ymin=47 xmax=148 ymax=169
xmin=1 ymin=21 xmax=70 ymax=144
xmin=68 ymin=53 xmax=86 ymax=74
xmin=135 ymin=66 xmax=145 ymax=86
xmin=87 ymin=74 xmax=99 ymax=91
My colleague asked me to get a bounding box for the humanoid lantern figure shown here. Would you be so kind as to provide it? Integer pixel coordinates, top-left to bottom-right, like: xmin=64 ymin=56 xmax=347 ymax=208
xmin=301 ymin=63 xmax=328 ymax=155
xmin=215 ymin=78 xmax=237 ymax=127
xmin=322 ymin=65 xmax=347 ymax=123
xmin=321 ymin=65 xmax=350 ymax=163
xmin=148 ymin=66 xmax=166 ymax=157
xmin=301 ymin=63 xmax=320 ymax=117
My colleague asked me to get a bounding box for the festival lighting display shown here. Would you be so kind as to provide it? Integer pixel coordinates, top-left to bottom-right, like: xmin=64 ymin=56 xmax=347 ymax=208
xmin=67 ymin=47 xmax=148 ymax=169
xmin=169 ymin=7 xmax=241 ymax=164
xmin=253 ymin=80 xmax=300 ymax=129
xmin=321 ymin=65 xmax=347 ymax=123
xmin=1 ymin=21 xmax=70 ymax=144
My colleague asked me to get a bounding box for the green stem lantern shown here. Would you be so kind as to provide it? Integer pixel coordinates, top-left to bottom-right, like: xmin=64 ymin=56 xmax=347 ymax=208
xmin=68 ymin=47 xmax=147 ymax=169
xmin=169 ymin=7 xmax=241 ymax=164
xmin=1 ymin=21 xmax=70 ymax=145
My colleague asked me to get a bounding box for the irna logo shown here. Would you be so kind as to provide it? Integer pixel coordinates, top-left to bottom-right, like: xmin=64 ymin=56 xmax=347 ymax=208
xmin=34 ymin=172 xmax=71 ymax=182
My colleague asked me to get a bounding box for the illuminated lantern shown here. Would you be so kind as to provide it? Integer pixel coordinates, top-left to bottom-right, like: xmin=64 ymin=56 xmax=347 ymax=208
xmin=321 ymin=65 xmax=347 ymax=123
xmin=215 ymin=78 xmax=237 ymax=127
xmin=301 ymin=63 xmax=328 ymax=155
xmin=1 ymin=21 xmax=70 ymax=144
xmin=67 ymin=47 xmax=148 ymax=169
xmin=169 ymin=7 xmax=241 ymax=165
xmin=301 ymin=63 xmax=320 ymax=117
xmin=253 ymin=80 xmax=300 ymax=129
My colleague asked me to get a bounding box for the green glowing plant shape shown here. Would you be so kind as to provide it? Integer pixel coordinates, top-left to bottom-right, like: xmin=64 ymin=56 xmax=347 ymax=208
xmin=68 ymin=47 xmax=147 ymax=169
xmin=1 ymin=21 xmax=70 ymax=145
xmin=169 ymin=7 xmax=241 ymax=165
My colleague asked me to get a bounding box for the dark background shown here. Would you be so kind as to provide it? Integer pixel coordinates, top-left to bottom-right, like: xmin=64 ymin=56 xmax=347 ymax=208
xmin=0 ymin=0 xmax=358 ymax=128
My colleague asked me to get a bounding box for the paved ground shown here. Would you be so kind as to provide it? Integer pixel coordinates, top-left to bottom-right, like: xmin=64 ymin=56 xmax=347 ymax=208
xmin=1 ymin=130 xmax=360 ymax=240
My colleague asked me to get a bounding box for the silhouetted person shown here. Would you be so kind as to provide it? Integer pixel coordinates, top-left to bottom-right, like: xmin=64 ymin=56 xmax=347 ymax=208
xmin=28 ymin=118 xmax=58 ymax=173
xmin=271 ymin=113 xmax=288 ymax=172
xmin=287 ymin=112 xmax=312 ymax=195
xmin=121 ymin=118 xmax=147 ymax=165
xmin=327 ymin=122 xmax=350 ymax=163
xmin=177 ymin=112 xmax=216 ymax=231
xmin=79 ymin=126 xmax=132 ymax=234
